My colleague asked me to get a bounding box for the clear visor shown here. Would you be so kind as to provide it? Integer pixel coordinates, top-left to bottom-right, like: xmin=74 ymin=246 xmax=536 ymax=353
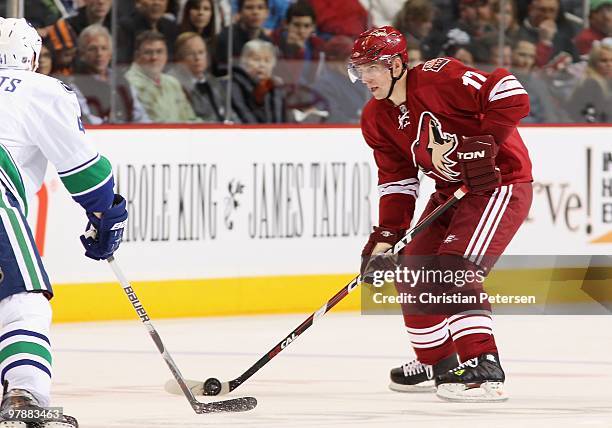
xmin=347 ymin=60 xmax=392 ymax=83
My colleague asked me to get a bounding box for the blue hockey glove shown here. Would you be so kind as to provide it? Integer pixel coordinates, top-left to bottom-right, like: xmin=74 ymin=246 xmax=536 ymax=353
xmin=80 ymin=194 xmax=128 ymax=260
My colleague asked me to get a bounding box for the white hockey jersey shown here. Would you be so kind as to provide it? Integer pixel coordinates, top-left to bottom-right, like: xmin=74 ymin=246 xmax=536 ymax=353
xmin=0 ymin=69 xmax=114 ymax=215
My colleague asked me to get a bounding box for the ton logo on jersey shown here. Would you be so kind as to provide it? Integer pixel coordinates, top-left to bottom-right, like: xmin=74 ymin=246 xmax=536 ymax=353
xmin=411 ymin=111 xmax=460 ymax=182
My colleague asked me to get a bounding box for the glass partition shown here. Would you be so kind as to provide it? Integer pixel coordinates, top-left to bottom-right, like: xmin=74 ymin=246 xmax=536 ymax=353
xmin=20 ymin=0 xmax=608 ymax=125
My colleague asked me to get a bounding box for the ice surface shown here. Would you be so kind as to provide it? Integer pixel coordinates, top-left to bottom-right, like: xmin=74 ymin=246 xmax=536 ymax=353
xmin=50 ymin=313 xmax=612 ymax=427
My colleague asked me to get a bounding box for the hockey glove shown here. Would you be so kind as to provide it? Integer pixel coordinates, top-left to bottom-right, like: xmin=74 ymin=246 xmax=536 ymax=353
xmin=360 ymin=226 xmax=404 ymax=285
xmin=80 ymin=194 xmax=128 ymax=261
xmin=457 ymin=135 xmax=501 ymax=193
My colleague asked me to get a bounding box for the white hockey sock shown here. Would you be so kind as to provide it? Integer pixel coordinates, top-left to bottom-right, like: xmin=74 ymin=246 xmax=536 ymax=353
xmin=0 ymin=292 xmax=52 ymax=406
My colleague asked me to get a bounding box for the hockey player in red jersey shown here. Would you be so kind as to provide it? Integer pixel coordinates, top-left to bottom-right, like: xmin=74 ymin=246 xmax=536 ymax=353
xmin=352 ymin=26 xmax=533 ymax=402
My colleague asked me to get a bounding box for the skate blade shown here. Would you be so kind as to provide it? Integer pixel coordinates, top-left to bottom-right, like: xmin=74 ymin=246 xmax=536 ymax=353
xmin=436 ymin=381 xmax=508 ymax=402
xmin=389 ymin=380 xmax=436 ymax=393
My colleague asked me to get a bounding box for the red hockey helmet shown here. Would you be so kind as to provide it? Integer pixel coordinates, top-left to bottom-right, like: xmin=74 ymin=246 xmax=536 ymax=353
xmin=348 ymin=26 xmax=408 ymax=82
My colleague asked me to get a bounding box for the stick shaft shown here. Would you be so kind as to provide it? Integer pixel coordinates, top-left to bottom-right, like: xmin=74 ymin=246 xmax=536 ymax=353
xmin=227 ymin=186 xmax=468 ymax=392
xmin=107 ymin=256 xmax=200 ymax=410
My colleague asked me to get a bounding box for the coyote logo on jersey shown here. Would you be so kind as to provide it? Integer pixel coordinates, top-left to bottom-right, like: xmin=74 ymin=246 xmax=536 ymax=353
xmin=411 ymin=111 xmax=460 ymax=182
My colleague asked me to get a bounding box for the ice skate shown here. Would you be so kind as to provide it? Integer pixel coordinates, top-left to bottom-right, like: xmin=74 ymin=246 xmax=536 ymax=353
xmin=435 ymin=353 xmax=508 ymax=402
xmin=389 ymin=354 xmax=459 ymax=392
xmin=0 ymin=389 xmax=78 ymax=428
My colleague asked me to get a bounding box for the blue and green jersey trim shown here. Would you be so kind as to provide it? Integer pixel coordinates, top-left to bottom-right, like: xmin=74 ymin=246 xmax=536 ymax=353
xmin=58 ymin=154 xmax=115 ymax=212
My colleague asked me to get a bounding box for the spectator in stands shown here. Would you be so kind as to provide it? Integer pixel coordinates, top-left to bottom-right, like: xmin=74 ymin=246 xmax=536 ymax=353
xmin=230 ymin=0 xmax=292 ymax=34
xmin=392 ymin=0 xmax=436 ymax=59
xmin=215 ymin=0 xmax=271 ymax=74
xmin=227 ymin=40 xmax=286 ymax=123
xmin=488 ymin=0 xmax=521 ymax=45
xmin=46 ymin=19 xmax=78 ymax=76
xmin=445 ymin=43 xmax=476 ymax=66
xmin=66 ymin=0 xmax=113 ymax=36
xmin=433 ymin=0 xmax=495 ymax=63
xmin=309 ymin=0 xmax=368 ymax=38
xmin=484 ymin=37 xmax=512 ymax=67
xmin=407 ymin=44 xmax=424 ymax=69
xmin=510 ymin=38 xmax=567 ymax=122
xmin=126 ymin=31 xmax=201 ymax=122
xmin=69 ymin=25 xmax=149 ymax=124
xmin=36 ymin=43 xmax=54 ymax=76
xmin=567 ymin=40 xmax=612 ymax=122
xmin=359 ymin=0 xmax=403 ymax=27
xmin=574 ymin=0 xmax=612 ymax=57
xmin=517 ymin=0 xmax=579 ymax=67
xmin=117 ymin=0 xmax=180 ymax=64
xmin=273 ymin=0 xmax=324 ymax=83
xmin=179 ymin=0 xmax=218 ymax=50
xmin=26 ymin=0 xmax=63 ymax=37
xmin=312 ymin=35 xmax=369 ymax=124
xmin=169 ymin=32 xmax=230 ymax=122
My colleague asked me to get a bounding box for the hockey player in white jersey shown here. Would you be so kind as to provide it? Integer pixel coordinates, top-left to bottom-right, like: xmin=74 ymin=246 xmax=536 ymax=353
xmin=0 ymin=18 xmax=128 ymax=427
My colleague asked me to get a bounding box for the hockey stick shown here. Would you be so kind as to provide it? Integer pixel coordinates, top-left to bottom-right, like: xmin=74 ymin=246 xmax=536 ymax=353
xmin=106 ymin=256 xmax=257 ymax=413
xmin=165 ymin=185 xmax=469 ymax=397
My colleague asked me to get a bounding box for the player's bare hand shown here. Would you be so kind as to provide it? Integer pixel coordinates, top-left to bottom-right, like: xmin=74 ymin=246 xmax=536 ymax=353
xmin=538 ymin=19 xmax=557 ymax=43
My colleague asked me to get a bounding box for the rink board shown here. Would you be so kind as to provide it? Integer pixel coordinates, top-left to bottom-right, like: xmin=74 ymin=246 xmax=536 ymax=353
xmin=21 ymin=125 xmax=612 ymax=322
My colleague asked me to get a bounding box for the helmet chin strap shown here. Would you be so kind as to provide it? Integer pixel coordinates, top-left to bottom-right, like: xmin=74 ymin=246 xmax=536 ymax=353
xmin=384 ymin=64 xmax=407 ymax=101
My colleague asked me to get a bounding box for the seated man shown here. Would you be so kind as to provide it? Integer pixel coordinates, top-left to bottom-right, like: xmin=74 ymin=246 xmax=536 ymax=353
xmin=70 ymin=24 xmax=149 ymax=124
xmin=126 ymin=30 xmax=201 ymax=122
xmin=169 ymin=32 xmax=230 ymax=122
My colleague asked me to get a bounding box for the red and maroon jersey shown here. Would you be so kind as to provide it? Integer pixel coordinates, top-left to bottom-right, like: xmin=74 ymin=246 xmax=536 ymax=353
xmin=361 ymin=57 xmax=533 ymax=230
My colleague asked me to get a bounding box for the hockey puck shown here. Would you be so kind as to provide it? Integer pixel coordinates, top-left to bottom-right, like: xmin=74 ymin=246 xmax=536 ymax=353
xmin=204 ymin=377 xmax=222 ymax=396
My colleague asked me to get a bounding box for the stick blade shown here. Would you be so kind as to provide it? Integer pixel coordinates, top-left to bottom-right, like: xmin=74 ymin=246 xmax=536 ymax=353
xmin=194 ymin=397 xmax=257 ymax=413
xmin=165 ymin=378 xmax=204 ymax=396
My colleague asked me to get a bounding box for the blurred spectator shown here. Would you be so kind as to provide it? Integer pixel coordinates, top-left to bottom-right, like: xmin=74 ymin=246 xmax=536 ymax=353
xmin=117 ymin=0 xmax=180 ymax=64
xmin=226 ymin=40 xmax=286 ymax=123
xmin=567 ymin=40 xmax=612 ymax=122
xmin=169 ymin=32 xmax=230 ymax=122
xmin=230 ymin=0 xmax=292 ymax=33
xmin=392 ymin=0 xmax=436 ymax=59
xmin=126 ymin=31 xmax=201 ymax=122
xmin=358 ymin=0 xmax=403 ymax=27
xmin=435 ymin=0 xmax=495 ymax=63
xmin=574 ymin=0 xmax=612 ymax=57
xmin=69 ymin=25 xmax=150 ymax=124
xmin=25 ymin=0 xmax=63 ymax=34
xmin=511 ymin=38 xmax=567 ymax=122
xmin=486 ymin=38 xmax=512 ymax=67
xmin=488 ymin=0 xmax=521 ymax=45
xmin=46 ymin=19 xmax=78 ymax=76
xmin=273 ymin=0 xmax=324 ymax=83
xmin=517 ymin=0 xmax=580 ymax=67
xmin=215 ymin=0 xmax=271 ymax=74
xmin=36 ymin=43 xmax=54 ymax=76
xmin=60 ymin=0 xmax=79 ymax=15
xmin=309 ymin=0 xmax=368 ymax=38
xmin=179 ymin=0 xmax=218 ymax=50
xmin=407 ymin=40 xmax=424 ymax=69
xmin=445 ymin=43 xmax=476 ymax=66
xmin=66 ymin=0 xmax=112 ymax=36
xmin=312 ymin=35 xmax=369 ymax=123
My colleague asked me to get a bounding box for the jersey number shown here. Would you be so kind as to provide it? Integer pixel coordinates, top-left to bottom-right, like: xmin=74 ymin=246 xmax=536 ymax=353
xmin=461 ymin=71 xmax=487 ymax=90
